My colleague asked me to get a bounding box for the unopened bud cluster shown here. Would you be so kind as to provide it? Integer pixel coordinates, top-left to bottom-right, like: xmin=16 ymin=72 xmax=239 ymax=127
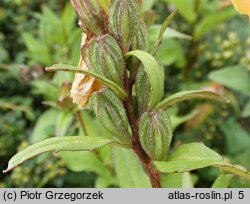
xmin=71 ymin=0 xmax=173 ymax=160
xmin=139 ymin=110 xmax=172 ymax=161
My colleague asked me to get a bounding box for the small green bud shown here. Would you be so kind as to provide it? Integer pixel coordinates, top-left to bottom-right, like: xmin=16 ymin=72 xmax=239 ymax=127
xmin=135 ymin=67 xmax=150 ymax=116
xmin=139 ymin=110 xmax=173 ymax=161
xmin=71 ymin=0 xmax=107 ymax=35
xmin=91 ymin=88 xmax=132 ymax=145
xmin=131 ymin=20 xmax=149 ymax=51
xmin=128 ymin=20 xmax=149 ymax=71
xmin=109 ymin=0 xmax=140 ymax=51
xmin=82 ymin=34 xmax=125 ymax=87
xmin=135 ymin=64 xmax=164 ymax=116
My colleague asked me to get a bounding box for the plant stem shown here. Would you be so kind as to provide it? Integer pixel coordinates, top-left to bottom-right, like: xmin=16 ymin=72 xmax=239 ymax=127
xmin=133 ymin=140 xmax=161 ymax=188
xmin=123 ymin=67 xmax=161 ymax=188
xmin=183 ymin=39 xmax=199 ymax=80
xmin=183 ymin=0 xmax=200 ymax=80
xmin=76 ymin=110 xmax=88 ymax=136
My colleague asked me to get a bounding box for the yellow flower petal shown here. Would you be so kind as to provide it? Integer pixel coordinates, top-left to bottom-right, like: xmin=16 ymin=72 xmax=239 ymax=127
xmin=231 ymin=0 xmax=250 ymax=17
xmin=70 ymin=34 xmax=102 ymax=108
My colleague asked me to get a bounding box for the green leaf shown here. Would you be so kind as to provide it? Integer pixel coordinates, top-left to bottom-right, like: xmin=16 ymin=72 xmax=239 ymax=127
xmin=3 ymin=136 xmax=114 ymax=173
xmin=151 ymin=10 xmax=178 ymax=55
xmin=149 ymin=26 xmax=192 ymax=42
xmin=157 ymin=10 xmax=178 ymax=43
xmin=156 ymin=90 xmax=229 ymax=110
xmin=22 ymin=33 xmax=47 ymax=52
xmin=167 ymin=107 xmax=197 ymax=130
xmin=95 ymin=176 xmax=117 ymax=188
xmin=98 ymin=145 xmax=114 ymax=169
xmin=46 ymin=64 xmax=127 ymax=99
xmin=209 ymin=66 xmax=250 ymax=96
xmin=31 ymin=80 xmax=59 ymax=101
xmin=194 ymin=7 xmax=236 ymax=40
xmin=163 ymin=0 xmax=197 ymax=23
xmin=155 ymin=143 xmax=224 ymax=172
xmin=220 ymin=119 xmax=250 ymax=155
xmin=160 ymin=172 xmax=198 ymax=188
xmin=59 ymin=151 xmax=111 ymax=178
xmin=79 ymin=111 xmax=111 ymax=139
xmin=155 ymin=39 xmax=186 ymax=67
xmin=55 ymin=111 xmax=74 ymax=137
xmin=154 ymin=143 xmax=250 ymax=180
xmin=61 ymin=3 xmax=76 ymax=37
xmin=31 ymin=109 xmax=59 ymax=143
xmin=112 ymin=146 xmax=151 ymax=188
xmin=22 ymin=33 xmax=51 ymax=65
xmin=52 ymin=71 xmax=74 ymax=87
xmin=216 ymin=164 xmax=250 ymax=180
xmin=68 ymin=29 xmax=82 ymax=65
xmin=212 ymin=174 xmax=234 ymax=188
xmin=227 ymin=148 xmax=250 ymax=187
xmin=125 ymin=50 xmax=164 ymax=107
xmin=40 ymin=6 xmax=64 ymax=44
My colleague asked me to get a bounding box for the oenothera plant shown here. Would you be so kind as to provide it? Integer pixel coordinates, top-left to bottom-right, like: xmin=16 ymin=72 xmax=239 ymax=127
xmin=4 ymin=0 xmax=250 ymax=188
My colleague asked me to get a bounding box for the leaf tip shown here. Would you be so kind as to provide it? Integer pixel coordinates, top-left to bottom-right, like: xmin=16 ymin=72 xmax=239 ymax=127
xmin=2 ymin=166 xmax=12 ymax=174
xmin=2 ymin=169 xmax=8 ymax=174
xmin=3 ymin=162 xmax=16 ymax=173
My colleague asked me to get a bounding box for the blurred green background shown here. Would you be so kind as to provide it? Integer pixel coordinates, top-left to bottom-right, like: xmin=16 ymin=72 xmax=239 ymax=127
xmin=0 ymin=0 xmax=249 ymax=188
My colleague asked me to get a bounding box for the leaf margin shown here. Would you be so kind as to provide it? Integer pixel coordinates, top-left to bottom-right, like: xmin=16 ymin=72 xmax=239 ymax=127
xmin=125 ymin=50 xmax=164 ymax=108
xmin=3 ymin=136 xmax=115 ymax=173
xmin=45 ymin=64 xmax=127 ymax=99
xmin=156 ymin=90 xmax=230 ymax=110
xmin=154 ymin=143 xmax=250 ymax=180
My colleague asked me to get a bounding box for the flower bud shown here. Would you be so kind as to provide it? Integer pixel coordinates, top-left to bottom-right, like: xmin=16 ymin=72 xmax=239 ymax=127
xmin=91 ymin=88 xmax=132 ymax=145
xmin=135 ymin=64 xmax=164 ymax=116
xmin=82 ymin=34 xmax=125 ymax=87
xmin=128 ymin=20 xmax=149 ymax=71
xmin=71 ymin=0 xmax=107 ymax=35
xmin=135 ymin=67 xmax=150 ymax=116
xmin=139 ymin=110 xmax=173 ymax=161
xmin=131 ymin=20 xmax=149 ymax=52
xmin=109 ymin=0 xmax=140 ymax=51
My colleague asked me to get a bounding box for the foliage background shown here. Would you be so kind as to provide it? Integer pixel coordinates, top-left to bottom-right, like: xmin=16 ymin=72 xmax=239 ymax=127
xmin=0 ymin=0 xmax=249 ymax=187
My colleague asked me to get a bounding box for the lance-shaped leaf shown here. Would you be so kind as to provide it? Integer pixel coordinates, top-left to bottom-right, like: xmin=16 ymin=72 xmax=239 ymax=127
xmin=3 ymin=136 xmax=114 ymax=173
xmin=46 ymin=64 xmax=127 ymax=99
xmin=156 ymin=90 xmax=229 ymax=110
xmin=150 ymin=25 xmax=191 ymax=40
xmin=151 ymin=9 xmax=178 ymax=55
xmin=125 ymin=50 xmax=164 ymax=108
xmin=154 ymin=143 xmax=250 ymax=180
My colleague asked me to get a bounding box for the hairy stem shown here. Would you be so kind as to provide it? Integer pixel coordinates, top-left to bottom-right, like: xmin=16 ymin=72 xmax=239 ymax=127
xmin=123 ymin=67 xmax=161 ymax=188
xmin=133 ymin=140 xmax=161 ymax=188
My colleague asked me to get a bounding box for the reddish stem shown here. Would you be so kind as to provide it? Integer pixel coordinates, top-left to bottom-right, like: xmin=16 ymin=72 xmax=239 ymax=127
xmin=123 ymin=68 xmax=161 ymax=188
